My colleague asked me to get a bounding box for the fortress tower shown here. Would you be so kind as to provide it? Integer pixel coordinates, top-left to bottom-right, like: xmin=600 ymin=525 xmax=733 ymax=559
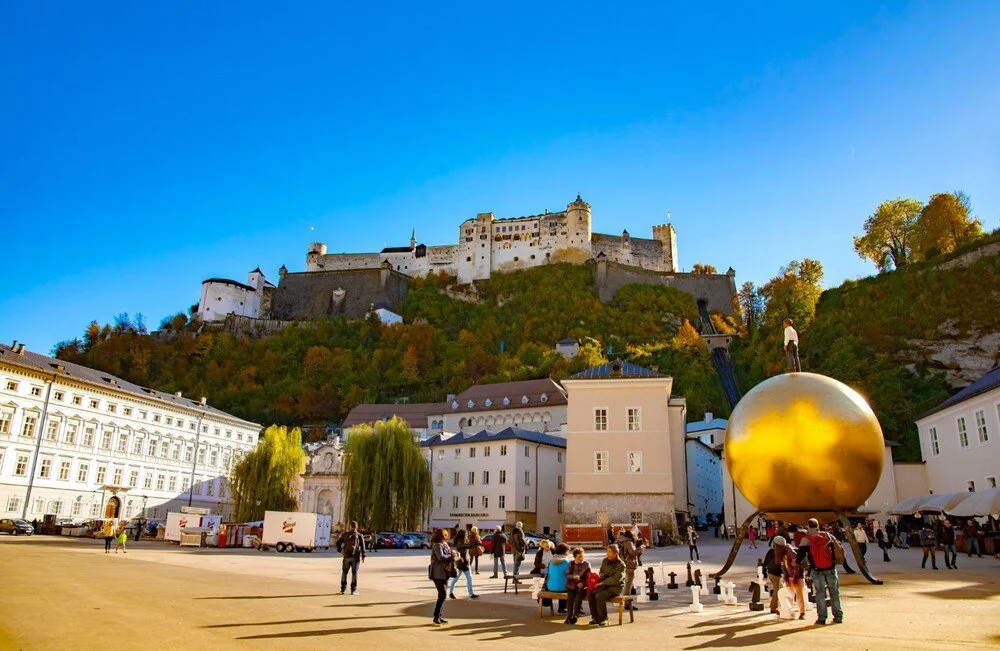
xmin=306 ymin=242 xmax=327 ymax=271
xmin=652 ymin=223 xmax=678 ymax=272
xmin=565 ymin=194 xmax=592 ymax=248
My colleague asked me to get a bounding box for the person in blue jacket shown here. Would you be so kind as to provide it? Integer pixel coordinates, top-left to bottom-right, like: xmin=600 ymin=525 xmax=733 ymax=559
xmin=543 ymin=543 xmax=571 ymax=615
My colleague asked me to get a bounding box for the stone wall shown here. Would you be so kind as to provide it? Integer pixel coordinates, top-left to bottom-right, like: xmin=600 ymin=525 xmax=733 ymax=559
xmin=270 ymin=268 xmax=410 ymax=321
xmin=592 ymin=233 xmax=668 ymax=271
xmin=562 ymin=492 xmax=680 ymax=539
xmin=596 ymin=260 xmax=737 ymax=316
xmin=222 ymin=314 xmax=293 ymax=338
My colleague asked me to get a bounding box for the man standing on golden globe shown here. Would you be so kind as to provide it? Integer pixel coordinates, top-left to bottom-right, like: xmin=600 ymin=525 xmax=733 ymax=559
xmin=783 ymin=319 xmax=801 ymax=372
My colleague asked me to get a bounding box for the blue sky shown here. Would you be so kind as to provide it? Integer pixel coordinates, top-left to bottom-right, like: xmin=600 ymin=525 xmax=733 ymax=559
xmin=2 ymin=2 xmax=998 ymax=353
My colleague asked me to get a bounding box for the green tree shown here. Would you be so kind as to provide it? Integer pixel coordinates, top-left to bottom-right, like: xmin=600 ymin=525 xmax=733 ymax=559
xmin=230 ymin=425 xmax=306 ymax=522
xmin=912 ymin=192 xmax=983 ymax=260
xmin=737 ymin=281 xmax=763 ymax=333
xmin=853 ymin=198 xmax=923 ymax=271
xmin=341 ymin=418 xmax=431 ymax=531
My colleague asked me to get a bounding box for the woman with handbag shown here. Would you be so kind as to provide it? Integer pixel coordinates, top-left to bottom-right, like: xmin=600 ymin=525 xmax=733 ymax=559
xmin=449 ymin=542 xmax=480 ymax=600
xmin=468 ymin=526 xmax=484 ymax=574
xmin=429 ymin=528 xmax=457 ymax=625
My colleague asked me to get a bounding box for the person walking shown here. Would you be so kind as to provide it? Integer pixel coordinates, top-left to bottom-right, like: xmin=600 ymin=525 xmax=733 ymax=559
xmin=429 ymin=528 xmax=456 ymax=625
xmin=115 ymin=523 xmax=128 ymax=554
xmin=606 ymin=525 xmax=614 ymax=546
xmin=453 ymin=528 xmax=469 ymax=566
xmin=853 ymin=522 xmax=869 ymax=557
xmin=763 ymin=541 xmax=783 ymax=614
xmin=783 ymin=318 xmax=801 ymax=372
xmin=336 ymin=521 xmax=366 ymax=595
xmin=687 ymin=525 xmax=701 ymax=563
xmin=940 ymin=520 xmax=958 ymax=569
xmin=510 ymin=521 xmax=527 ymax=576
xmin=965 ymin=520 xmax=983 ymax=558
xmin=747 ymin=524 xmax=759 ymax=549
xmin=774 ymin=536 xmax=805 ymax=620
xmin=804 ymin=518 xmax=843 ymax=625
xmin=101 ymin=519 xmax=115 ymax=554
xmin=885 ymin=520 xmax=897 ymax=548
xmin=489 ymin=526 xmax=508 ymax=578
xmin=448 ymin=544 xmax=479 ymax=600
xmin=635 ymin=530 xmax=647 ymax=566
xmin=564 ymin=547 xmax=592 ymax=625
xmin=468 ymin=525 xmax=483 ymax=574
xmin=875 ymin=525 xmax=891 ymax=562
xmin=919 ymin=522 xmax=938 ymax=570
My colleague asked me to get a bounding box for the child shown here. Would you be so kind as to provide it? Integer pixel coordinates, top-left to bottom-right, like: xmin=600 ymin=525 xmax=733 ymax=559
xmin=115 ymin=525 xmax=128 ymax=554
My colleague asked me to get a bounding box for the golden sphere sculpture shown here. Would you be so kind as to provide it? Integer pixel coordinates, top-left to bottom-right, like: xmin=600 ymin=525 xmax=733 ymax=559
xmin=725 ymin=372 xmax=884 ymax=524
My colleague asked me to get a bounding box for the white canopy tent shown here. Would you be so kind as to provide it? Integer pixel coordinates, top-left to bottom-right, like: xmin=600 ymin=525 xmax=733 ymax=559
xmin=947 ymin=487 xmax=1000 ymax=518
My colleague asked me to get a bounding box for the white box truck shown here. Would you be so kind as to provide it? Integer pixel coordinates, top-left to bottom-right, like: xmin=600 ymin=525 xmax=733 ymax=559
xmin=165 ymin=512 xmax=204 ymax=542
xmin=261 ymin=511 xmax=332 ymax=552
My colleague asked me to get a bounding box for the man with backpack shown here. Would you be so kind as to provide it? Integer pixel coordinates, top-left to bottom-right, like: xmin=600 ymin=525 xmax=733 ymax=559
xmin=802 ymin=518 xmax=844 ymax=625
xmin=336 ymin=521 xmax=366 ymax=595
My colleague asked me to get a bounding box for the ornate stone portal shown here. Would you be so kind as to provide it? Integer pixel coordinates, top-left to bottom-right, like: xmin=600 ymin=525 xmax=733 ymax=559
xmin=298 ymin=440 xmax=347 ymax=530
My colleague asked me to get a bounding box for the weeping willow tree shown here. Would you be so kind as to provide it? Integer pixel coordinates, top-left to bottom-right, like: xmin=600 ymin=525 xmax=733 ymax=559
xmin=231 ymin=425 xmax=306 ymax=522
xmin=342 ymin=417 xmax=432 ymax=531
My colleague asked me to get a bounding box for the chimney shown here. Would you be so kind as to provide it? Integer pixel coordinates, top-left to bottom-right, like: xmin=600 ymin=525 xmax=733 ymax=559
xmin=17 ymin=344 xmax=26 ymax=355
xmin=175 ymin=391 xmax=183 ymax=398
xmin=705 ymin=412 xmax=713 ymax=422
xmin=200 ymin=396 xmax=207 ymax=406
xmin=10 ymin=340 xmax=17 ymax=350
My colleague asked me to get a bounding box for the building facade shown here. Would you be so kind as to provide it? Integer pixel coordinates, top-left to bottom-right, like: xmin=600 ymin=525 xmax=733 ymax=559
xmin=195 ymin=268 xmax=274 ymax=323
xmin=561 ymin=360 xmax=687 ymax=539
xmin=299 ymin=439 xmax=347 ymax=530
xmin=915 ymin=365 xmax=999 ymax=494
xmin=685 ymin=415 xmax=726 ymax=520
xmin=422 ymin=427 xmax=566 ymax=535
xmin=0 ymin=342 xmax=260 ymax=522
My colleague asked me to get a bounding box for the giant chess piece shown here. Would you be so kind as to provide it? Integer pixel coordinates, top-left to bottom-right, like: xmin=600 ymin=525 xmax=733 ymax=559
xmin=748 ymin=581 xmax=765 ymax=611
xmin=695 ymin=569 xmax=709 ymax=596
xmin=721 ymin=580 xmax=738 ymax=606
xmin=667 ymin=571 xmax=679 ymax=589
xmin=685 ymin=562 xmax=694 ymax=587
xmin=644 ymin=567 xmax=659 ymax=601
xmin=713 ymin=575 xmax=722 ymax=595
xmin=757 ymin=560 xmax=769 ymax=593
xmin=688 ymin=584 xmax=704 ymax=613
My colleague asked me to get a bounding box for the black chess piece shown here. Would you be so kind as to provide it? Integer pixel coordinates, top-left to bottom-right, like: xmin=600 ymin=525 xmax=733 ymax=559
xmin=667 ymin=571 xmax=679 ymax=589
xmin=644 ymin=567 xmax=658 ymax=601
xmin=694 ymin=568 xmax=703 ymax=588
xmin=685 ymin=562 xmax=694 ymax=587
xmin=713 ymin=575 xmax=722 ymax=595
xmin=748 ymin=581 xmax=765 ymax=611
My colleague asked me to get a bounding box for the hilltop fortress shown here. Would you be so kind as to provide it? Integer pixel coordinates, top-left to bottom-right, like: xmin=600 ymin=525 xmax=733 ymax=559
xmin=194 ymin=195 xmax=736 ymax=329
xmin=306 ymin=194 xmax=679 ymax=283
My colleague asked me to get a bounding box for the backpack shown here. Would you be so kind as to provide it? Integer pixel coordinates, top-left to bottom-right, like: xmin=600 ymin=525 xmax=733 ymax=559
xmin=829 ymin=534 xmax=846 ymax=565
xmin=342 ymin=532 xmax=360 ymax=558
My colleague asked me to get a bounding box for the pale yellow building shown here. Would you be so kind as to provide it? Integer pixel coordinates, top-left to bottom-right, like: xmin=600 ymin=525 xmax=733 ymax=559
xmin=561 ymin=360 xmax=687 ymax=540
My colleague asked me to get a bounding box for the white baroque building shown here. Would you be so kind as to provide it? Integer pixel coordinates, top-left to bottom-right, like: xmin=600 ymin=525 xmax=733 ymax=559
xmin=306 ymin=195 xmax=679 ymax=284
xmin=422 ymin=427 xmax=567 ymax=536
xmin=685 ymin=415 xmax=726 ymax=520
xmin=0 ymin=341 xmax=261 ymax=522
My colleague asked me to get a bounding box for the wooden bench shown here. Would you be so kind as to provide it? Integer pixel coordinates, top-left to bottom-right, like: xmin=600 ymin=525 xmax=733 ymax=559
xmin=503 ymin=574 xmax=536 ymax=594
xmin=537 ymin=591 xmax=568 ymax=617
xmin=610 ymin=595 xmax=635 ymax=625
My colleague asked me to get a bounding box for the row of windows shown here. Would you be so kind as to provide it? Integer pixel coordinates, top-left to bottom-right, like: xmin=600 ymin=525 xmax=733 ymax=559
xmin=434 ymin=494 xmax=529 ymax=510
xmin=3 ymin=493 xmax=225 ymax=519
xmin=926 ymin=405 xmax=995 ymax=457
xmin=2 ymin=379 xmax=253 ymax=442
xmin=434 ymin=468 xmax=565 ymax=489
xmin=593 ymin=450 xmax=643 ymax=474
xmin=594 ymin=407 xmax=642 ymax=432
xmin=436 ymin=444 xmax=564 ymax=463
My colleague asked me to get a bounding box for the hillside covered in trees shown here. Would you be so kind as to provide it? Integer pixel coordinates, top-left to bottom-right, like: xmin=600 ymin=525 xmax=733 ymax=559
xmin=55 ymin=218 xmax=998 ymax=463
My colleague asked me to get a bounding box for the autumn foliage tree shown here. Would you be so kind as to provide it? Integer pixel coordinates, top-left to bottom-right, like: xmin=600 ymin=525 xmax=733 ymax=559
xmin=911 ymin=192 xmax=983 ymax=260
xmin=853 ymin=198 xmax=923 ymax=271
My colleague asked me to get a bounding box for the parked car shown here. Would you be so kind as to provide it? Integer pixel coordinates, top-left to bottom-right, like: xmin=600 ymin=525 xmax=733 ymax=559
xmin=402 ymin=532 xmax=429 ymax=549
xmin=481 ymin=535 xmax=511 ymax=554
xmin=0 ymin=518 xmax=34 ymax=535
xmin=523 ymin=533 xmax=542 ymax=550
xmin=378 ymin=532 xmax=405 ymax=548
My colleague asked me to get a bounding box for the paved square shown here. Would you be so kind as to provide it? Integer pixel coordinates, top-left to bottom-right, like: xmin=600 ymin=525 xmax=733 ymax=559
xmin=1 ymin=536 xmax=997 ymax=649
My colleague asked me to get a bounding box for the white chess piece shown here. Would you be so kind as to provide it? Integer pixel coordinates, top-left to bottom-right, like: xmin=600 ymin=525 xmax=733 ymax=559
xmin=688 ymin=584 xmax=704 ymax=613
xmin=700 ymin=578 xmax=709 ymax=596
xmin=722 ymin=580 xmax=738 ymax=606
xmin=776 ymin=586 xmax=796 ymax=619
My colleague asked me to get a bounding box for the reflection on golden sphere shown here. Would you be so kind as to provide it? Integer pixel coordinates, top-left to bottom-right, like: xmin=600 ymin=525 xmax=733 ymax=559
xmin=725 ymin=372 xmax=884 ymax=523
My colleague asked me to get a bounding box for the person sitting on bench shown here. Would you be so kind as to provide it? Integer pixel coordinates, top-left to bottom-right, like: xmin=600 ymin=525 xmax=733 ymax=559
xmin=587 ymin=544 xmax=625 ymax=627
xmin=564 ymin=546 xmax=592 ymax=625
xmin=530 ymin=539 xmax=553 ymax=575
xmin=542 ymin=543 xmax=570 ymax=615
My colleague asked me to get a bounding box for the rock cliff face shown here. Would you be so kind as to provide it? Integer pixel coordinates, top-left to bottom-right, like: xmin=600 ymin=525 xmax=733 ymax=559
xmin=901 ymin=325 xmax=1000 ymax=387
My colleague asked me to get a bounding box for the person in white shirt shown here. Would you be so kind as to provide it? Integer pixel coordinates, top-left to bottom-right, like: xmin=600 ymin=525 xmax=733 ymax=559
xmin=783 ymin=319 xmax=801 ymax=372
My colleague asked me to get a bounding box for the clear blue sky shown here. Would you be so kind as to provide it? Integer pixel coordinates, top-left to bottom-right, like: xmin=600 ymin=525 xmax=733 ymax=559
xmin=2 ymin=2 xmax=998 ymax=353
